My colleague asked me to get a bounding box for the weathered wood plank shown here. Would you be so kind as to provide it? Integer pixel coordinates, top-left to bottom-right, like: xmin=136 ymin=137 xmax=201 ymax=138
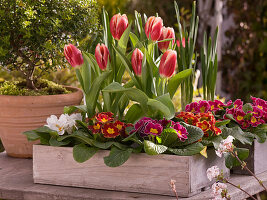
xmin=33 ymin=145 xmax=229 ymax=197
xmin=0 ymin=152 xmax=266 ymax=200
xmin=233 ymin=140 xmax=267 ymax=175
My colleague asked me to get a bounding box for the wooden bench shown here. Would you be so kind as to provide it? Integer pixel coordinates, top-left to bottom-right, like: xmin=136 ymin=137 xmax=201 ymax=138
xmin=0 ymin=152 xmax=266 ymax=200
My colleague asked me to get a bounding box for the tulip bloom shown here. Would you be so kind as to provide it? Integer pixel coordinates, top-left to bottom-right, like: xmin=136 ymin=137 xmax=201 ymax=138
xmin=64 ymin=44 xmax=84 ymax=67
xmin=145 ymin=16 xmax=163 ymax=41
xmin=110 ymin=13 xmax=128 ymax=40
xmin=176 ymin=37 xmax=186 ymax=48
xmin=159 ymin=50 xmax=177 ymax=78
xmin=95 ymin=43 xmax=110 ymax=70
xmin=158 ymin=27 xmax=175 ymax=52
xmin=131 ymin=48 xmax=143 ymax=76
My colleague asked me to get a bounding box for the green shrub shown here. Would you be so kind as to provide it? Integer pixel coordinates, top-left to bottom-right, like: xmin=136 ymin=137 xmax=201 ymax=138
xmin=0 ymin=0 xmax=100 ymax=90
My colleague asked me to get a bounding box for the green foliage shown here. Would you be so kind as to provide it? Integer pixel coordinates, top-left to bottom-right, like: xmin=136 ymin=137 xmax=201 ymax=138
xmin=0 ymin=139 xmax=4 ymax=153
xmin=0 ymin=0 xmax=100 ymax=88
xmin=174 ymin=1 xmax=199 ymax=109
xmin=221 ymin=0 xmax=267 ymax=100
xmin=0 ymin=79 xmax=70 ymax=96
xmin=168 ymin=142 xmax=204 ymax=156
xmin=104 ymin=146 xmax=133 ymax=167
xmin=201 ymin=28 xmax=218 ymax=101
xmin=224 ymin=148 xmax=249 ymax=169
xmin=73 ymin=144 xmax=98 ymax=163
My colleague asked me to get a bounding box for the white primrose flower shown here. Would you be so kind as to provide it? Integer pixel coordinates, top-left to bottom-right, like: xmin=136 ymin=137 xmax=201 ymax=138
xmin=66 ymin=113 xmax=82 ymax=134
xmin=207 ymin=166 xmax=220 ymax=181
xmin=46 ymin=114 xmax=69 ymax=135
xmin=215 ymin=136 xmax=235 ymax=157
xmin=212 ymin=182 xmax=227 ymax=197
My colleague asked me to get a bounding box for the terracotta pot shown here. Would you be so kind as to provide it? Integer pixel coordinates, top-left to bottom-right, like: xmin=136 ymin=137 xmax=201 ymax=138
xmin=0 ymin=86 xmax=83 ymax=158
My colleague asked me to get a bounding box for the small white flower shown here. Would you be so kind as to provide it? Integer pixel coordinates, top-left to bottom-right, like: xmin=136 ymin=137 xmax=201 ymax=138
xmin=215 ymin=149 xmax=223 ymax=157
xmin=212 ymin=182 xmax=227 ymax=197
xmin=207 ymin=166 xmax=220 ymax=181
xmin=46 ymin=114 xmax=69 ymax=135
xmin=215 ymin=136 xmax=235 ymax=157
xmin=66 ymin=113 xmax=82 ymax=134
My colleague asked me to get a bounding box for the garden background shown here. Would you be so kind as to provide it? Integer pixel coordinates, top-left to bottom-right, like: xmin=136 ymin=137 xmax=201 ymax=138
xmin=1 ymin=0 xmax=266 ymax=102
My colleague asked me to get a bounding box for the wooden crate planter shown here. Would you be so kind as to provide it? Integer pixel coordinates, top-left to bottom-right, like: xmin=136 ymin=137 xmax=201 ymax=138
xmin=33 ymin=145 xmax=230 ymax=197
xmin=233 ymin=140 xmax=267 ymax=175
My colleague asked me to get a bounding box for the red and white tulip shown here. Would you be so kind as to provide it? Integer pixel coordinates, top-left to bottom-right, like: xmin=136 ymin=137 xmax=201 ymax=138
xmin=64 ymin=44 xmax=84 ymax=67
xmin=158 ymin=27 xmax=175 ymax=52
xmin=131 ymin=48 xmax=144 ymax=76
xmin=159 ymin=49 xmax=177 ymax=78
xmin=95 ymin=43 xmax=110 ymax=70
xmin=110 ymin=13 xmax=128 ymax=40
xmin=145 ymin=16 xmax=163 ymax=41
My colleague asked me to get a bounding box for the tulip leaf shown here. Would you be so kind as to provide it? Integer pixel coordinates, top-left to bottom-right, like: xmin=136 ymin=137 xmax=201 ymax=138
xmin=118 ymin=23 xmax=132 ymax=54
xmin=103 ymin=82 xmax=148 ymax=111
xmin=167 ymin=68 xmax=193 ymax=99
xmin=144 ymin=140 xmax=167 ymax=155
xmin=85 ymin=70 xmax=112 ymax=117
xmin=104 ymin=146 xmax=133 ymax=167
xmin=168 ymin=142 xmax=204 ymax=156
xmin=81 ymin=53 xmax=91 ymax=94
xmin=155 ymin=94 xmax=175 ymax=118
xmin=73 ymin=144 xmax=98 ymax=163
xmin=75 ymin=69 xmax=85 ymax=92
xmin=147 ymin=97 xmax=174 ymax=120
xmin=125 ymin=104 xmax=144 ymax=123
xmin=113 ymin=44 xmax=141 ymax=89
xmin=64 ymin=105 xmax=87 ymax=115
xmin=129 ymin=32 xmax=144 ymax=49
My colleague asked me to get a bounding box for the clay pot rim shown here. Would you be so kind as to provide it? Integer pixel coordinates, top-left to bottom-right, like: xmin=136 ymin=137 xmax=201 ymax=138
xmin=0 ymin=86 xmax=83 ymax=99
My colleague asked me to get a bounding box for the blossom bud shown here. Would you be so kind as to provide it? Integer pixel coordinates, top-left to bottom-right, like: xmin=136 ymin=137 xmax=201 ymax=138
xmin=131 ymin=48 xmax=143 ymax=76
xmin=64 ymin=44 xmax=84 ymax=67
xmin=95 ymin=43 xmax=110 ymax=70
xmin=158 ymin=27 xmax=175 ymax=52
xmin=110 ymin=13 xmax=128 ymax=40
xmin=145 ymin=16 xmax=163 ymax=41
xmin=159 ymin=49 xmax=177 ymax=78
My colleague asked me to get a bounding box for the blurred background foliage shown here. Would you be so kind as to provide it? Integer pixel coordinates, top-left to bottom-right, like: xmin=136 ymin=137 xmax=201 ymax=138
xmin=221 ymin=0 xmax=267 ymax=101
xmin=0 ymin=0 xmax=266 ymax=100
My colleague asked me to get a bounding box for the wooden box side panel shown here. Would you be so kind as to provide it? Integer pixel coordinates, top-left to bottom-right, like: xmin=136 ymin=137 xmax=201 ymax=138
xmin=190 ymin=149 xmax=230 ymax=193
xmin=254 ymin=141 xmax=267 ymax=175
xmin=33 ymin=145 xmax=191 ymax=197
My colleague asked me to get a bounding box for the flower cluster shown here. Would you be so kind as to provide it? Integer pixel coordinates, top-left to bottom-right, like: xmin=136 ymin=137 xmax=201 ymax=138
xmin=212 ymin=182 xmax=228 ymax=200
xmin=207 ymin=166 xmax=230 ymax=200
xmin=215 ymin=136 xmax=235 ymax=157
xmin=185 ymin=100 xmax=231 ymax=114
xmin=46 ymin=113 xmax=82 ymax=135
xmin=132 ymin=117 xmax=188 ymax=141
xmin=223 ymin=97 xmax=266 ymax=129
xmin=207 ymin=166 xmax=220 ymax=181
xmin=88 ymin=112 xmax=132 ymax=138
xmin=176 ymin=111 xmax=222 ymax=137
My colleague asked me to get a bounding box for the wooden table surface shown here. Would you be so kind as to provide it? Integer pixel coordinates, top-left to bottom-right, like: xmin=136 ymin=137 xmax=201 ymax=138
xmin=0 ymin=152 xmax=266 ymax=200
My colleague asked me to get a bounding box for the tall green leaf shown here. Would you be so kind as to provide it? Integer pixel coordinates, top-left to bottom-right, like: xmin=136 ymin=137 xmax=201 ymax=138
xmin=85 ymin=71 xmax=112 ymax=117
